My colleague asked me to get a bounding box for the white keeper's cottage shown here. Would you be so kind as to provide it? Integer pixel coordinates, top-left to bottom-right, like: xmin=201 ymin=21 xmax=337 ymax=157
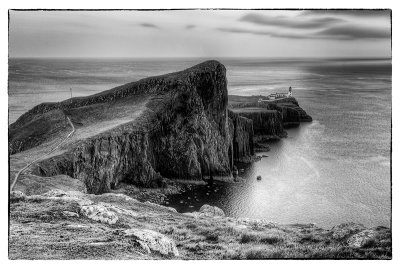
xmin=258 ymin=86 xmax=293 ymax=103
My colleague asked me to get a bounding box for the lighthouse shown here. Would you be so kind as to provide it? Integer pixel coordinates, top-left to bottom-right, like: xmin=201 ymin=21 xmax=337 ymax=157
xmin=288 ymin=86 xmax=293 ymax=97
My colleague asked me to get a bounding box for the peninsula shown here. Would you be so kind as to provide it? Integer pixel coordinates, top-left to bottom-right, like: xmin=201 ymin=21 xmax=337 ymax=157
xmin=8 ymin=61 xmax=391 ymax=259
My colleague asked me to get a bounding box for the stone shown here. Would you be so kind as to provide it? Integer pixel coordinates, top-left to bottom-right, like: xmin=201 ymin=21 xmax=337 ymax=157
xmin=331 ymin=222 xmax=366 ymax=240
xmin=124 ymin=228 xmax=179 ymax=256
xmin=199 ymin=204 xmax=225 ymax=217
xmin=347 ymin=229 xmax=377 ymax=248
xmin=80 ymin=204 xmax=118 ymax=225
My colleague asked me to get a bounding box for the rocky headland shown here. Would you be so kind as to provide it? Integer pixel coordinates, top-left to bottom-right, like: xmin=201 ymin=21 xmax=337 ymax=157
xmin=8 ymin=60 xmax=390 ymax=259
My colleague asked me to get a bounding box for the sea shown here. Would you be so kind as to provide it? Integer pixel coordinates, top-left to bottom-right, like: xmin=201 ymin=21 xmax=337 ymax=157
xmin=8 ymin=57 xmax=392 ymax=228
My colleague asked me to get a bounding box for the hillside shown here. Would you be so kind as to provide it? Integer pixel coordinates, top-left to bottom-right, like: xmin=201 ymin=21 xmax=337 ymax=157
xmin=9 ymin=190 xmax=391 ymax=259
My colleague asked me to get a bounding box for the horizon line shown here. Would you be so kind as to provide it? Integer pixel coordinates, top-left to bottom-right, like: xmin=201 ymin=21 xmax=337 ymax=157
xmin=9 ymin=56 xmax=392 ymax=60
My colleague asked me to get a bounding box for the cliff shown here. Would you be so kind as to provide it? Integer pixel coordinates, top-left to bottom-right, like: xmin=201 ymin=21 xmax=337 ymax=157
xmin=228 ymin=110 xmax=254 ymax=162
xmin=10 ymin=61 xmax=238 ymax=194
xmin=232 ymin=108 xmax=286 ymax=137
xmin=9 ymin=61 xmax=312 ymax=194
xmin=266 ymin=97 xmax=312 ymax=127
xmin=228 ymin=95 xmax=312 ymax=136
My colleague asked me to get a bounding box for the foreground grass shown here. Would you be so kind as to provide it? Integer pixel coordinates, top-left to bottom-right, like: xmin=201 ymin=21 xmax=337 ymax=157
xmin=9 ymin=192 xmax=391 ymax=260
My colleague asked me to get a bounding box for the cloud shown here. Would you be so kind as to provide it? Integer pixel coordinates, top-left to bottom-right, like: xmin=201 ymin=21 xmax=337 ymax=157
xmin=186 ymin=24 xmax=196 ymax=30
xmin=139 ymin=23 xmax=159 ymax=28
xmin=316 ymin=25 xmax=391 ymax=40
xmin=217 ymin=24 xmax=391 ymax=40
xmin=301 ymin=10 xmax=391 ymax=19
xmin=239 ymin=13 xmax=344 ymax=29
xmin=217 ymin=27 xmax=314 ymax=39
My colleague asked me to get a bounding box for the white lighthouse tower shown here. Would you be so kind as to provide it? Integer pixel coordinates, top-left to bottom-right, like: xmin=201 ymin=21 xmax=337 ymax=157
xmin=287 ymin=86 xmax=293 ymax=97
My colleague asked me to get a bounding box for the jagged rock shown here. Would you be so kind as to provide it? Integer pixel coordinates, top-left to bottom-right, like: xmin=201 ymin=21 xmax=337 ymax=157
xmin=62 ymin=211 xmax=79 ymax=217
xmin=347 ymin=229 xmax=377 ymax=248
xmin=199 ymin=204 xmax=225 ymax=217
xmin=331 ymin=222 xmax=366 ymax=240
xmin=124 ymin=228 xmax=179 ymax=256
xmin=80 ymin=204 xmax=118 ymax=225
xmin=10 ymin=191 xmax=26 ymax=201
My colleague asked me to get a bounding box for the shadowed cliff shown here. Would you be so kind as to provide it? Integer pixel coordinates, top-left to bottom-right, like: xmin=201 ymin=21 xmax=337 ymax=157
xmin=9 ymin=61 xmax=242 ymax=194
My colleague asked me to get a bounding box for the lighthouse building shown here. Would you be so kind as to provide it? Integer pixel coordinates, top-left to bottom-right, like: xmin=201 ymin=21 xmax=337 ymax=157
xmin=258 ymin=86 xmax=293 ymax=103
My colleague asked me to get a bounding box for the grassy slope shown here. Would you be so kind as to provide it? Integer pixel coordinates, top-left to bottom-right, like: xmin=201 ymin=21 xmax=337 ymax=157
xmin=9 ymin=94 xmax=150 ymax=188
xmin=9 ymin=189 xmax=391 ymax=260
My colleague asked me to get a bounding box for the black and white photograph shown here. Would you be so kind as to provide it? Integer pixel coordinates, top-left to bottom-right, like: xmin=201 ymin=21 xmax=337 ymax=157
xmin=5 ymin=4 xmax=394 ymax=261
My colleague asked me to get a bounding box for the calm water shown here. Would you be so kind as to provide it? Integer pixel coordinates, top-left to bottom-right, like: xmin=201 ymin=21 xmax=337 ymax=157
xmin=8 ymin=57 xmax=391 ymax=228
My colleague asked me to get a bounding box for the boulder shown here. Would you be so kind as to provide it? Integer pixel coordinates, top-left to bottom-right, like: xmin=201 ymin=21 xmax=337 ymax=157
xmin=347 ymin=229 xmax=377 ymax=248
xmin=124 ymin=228 xmax=179 ymax=256
xmin=80 ymin=204 xmax=118 ymax=225
xmin=199 ymin=204 xmax=225 ymax=217
xmin=331 ymin=222 xmax=366 ymax=240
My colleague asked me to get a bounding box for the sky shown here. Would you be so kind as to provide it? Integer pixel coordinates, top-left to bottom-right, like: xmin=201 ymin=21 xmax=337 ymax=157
xmin=9 ymin=9 xmax=391 ymax=58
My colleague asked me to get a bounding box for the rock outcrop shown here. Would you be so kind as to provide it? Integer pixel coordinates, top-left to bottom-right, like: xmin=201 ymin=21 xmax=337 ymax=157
xmin=124 ymin=228 xmax=179 ymax=256
xmin=80 ymin=204 xmax=119 ymax=225
xmin=267 ymin=98 xmax=312 ymax=127
xmin=199 ymin=204 xmax=225 ymax=217
xmin=10 ymin=61 xmax=236 ymax=194
xmin=9 ymin=60 xmax=312 ymax=195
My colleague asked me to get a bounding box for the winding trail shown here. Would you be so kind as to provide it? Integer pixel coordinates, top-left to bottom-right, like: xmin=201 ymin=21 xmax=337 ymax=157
xmin=10 ymin=116 xmax=75 ymax=192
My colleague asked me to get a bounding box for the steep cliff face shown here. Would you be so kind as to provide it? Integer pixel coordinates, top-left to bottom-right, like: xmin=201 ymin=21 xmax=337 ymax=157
xmin=11 ymin=61 xmax=234 ymax=194
xmin=267 ymin=98 xmax=312 ymax=127
xmin=228 ymin=110 xmax=254 ymax=162
xmin=235 ymin=109 xmax=286 ymax=137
